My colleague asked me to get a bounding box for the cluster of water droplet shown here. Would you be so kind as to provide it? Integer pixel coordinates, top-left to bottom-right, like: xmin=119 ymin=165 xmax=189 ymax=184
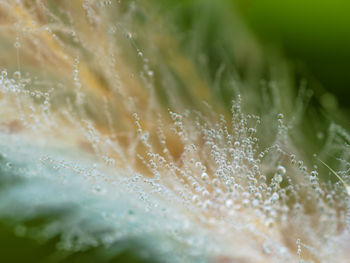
xmin=0 ymin=1 xmax=349 ymax=262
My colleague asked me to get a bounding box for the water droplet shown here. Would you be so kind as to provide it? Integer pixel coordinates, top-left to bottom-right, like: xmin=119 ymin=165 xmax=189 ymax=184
xmin=242 ymin=199 xmax=249 ymax=207
xmin=14 ymin=41 xmax=21 ymax=48
xmin=277 ymin=165 xmax=286 ymax=175
xmin=225 ymin=199 xmax=233 ymax=208
xmin=212 ymin=178 xmax=220 ymax=187
xmin=13 ymin=71 xmax=21 ymax=79
xmin=192 ymin=195 xmax=200 ymax=203
xmin=202 ymin=199 xmax=212 ymax=209
xmin=141 ymin=132 xmax=149 ymax=142
xmin=201 ymin=172 xmax=209 ymax=181
xmin=310 ymin=170 xmax=318 ymax=177
xmin=265 ymin=218 xmax=274 ymax=228
xmin=274 ymin=173 xmax=283 ymax=183
xmin=202 ymin=189 xmax=210 ymax=197
xmin=252 ymin=199 xmax=259 ymax=207
xmin=277 ymin=113 xmax=284 ymax=119
xmin=126 ymin=32 xmax=132 ymax=39
xmin=263 ymin=242 xmax=271 ymax=254
xmin=94 ymin=185 xmax=102 ymax=192
xmin=271 ymin=192 xmax=279 ymax=201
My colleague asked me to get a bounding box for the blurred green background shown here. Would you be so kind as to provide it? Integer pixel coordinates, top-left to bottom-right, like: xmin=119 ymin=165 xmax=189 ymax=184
xmin=155 ymin=0 xmax=350 ymax=116
xmin=235 ymin=0 xmax=350 ymax=110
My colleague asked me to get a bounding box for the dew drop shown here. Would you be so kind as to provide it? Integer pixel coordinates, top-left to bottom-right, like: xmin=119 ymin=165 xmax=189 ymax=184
xmin=141 ymin=132 xmax=149 ymax=142
xmin=252 ymin=199 xmax=259 ymax=207
xmin=94 ymin=185 xmax=102 ymax=192
xmin=212 ymin=179 xmax=220 ymax=187
xmin=202 ymin=200 xmax=212 ymax=209
xmin=271 ymin=192 xmax=279 ymax=201
xmin=192 ymin=195 xmax=200 ymax=203
xmin=265 ymin=218 xmax=274 ymax=228
xmin=263 ymin=242 xmax=271 ymax=254
xmin=277 ymin=165 xmax=286 ymax=175
xmin=13 ymin=71 xmax=21 ymax=80
xmin=126 ymin=32 xmax=132 ymax=39
xmin=14 ymin=41 xmax=21 ymax=48
xmin=242 ymin=199 xmax=250 ymax=207
xmin=274 ymin=173 xmax=283 ymax=183
xmin=225 ymin=199 xmax=233 ymax=208
xmin=201 ymin=172 xmax=209 ymax=181
xmin=202 ymin=189 xmax=210 ymax=197
xmin=310 ymin=170 xmax=318 ymax=177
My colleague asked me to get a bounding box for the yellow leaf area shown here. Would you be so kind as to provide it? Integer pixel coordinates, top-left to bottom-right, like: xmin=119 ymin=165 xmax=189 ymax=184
xmin=0 ymin=0 xmax=215 ymax=177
